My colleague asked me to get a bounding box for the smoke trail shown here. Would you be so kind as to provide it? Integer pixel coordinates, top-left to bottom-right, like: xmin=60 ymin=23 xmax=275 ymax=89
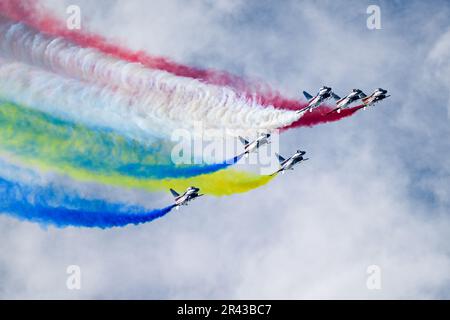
xmin=0 ymin=2 xmax=327 ymax=118
xmin=0 ymin=101 xmax=241 ymax=179
xmin=0 ymin=174 xmax=176 ymax=228
xmin=0 ymin=14 xmax=362 ymax=132
xmin=0 ymin=18 xmax=302 ymax=135
xmin=283 ymin=105 xmax=364 ymax=130
xmin=0 ymin=155 xmax=267 ymax=228
xmin=0 ymin=1 xmax=296 ymax=107
xmin=4 ymin=152 xmax=273 ymax=196
xmin=0 ymin=60 xmax=300 ymax=141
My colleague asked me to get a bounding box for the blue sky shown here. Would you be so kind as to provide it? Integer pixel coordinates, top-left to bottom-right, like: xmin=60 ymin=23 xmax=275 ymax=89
xmin=0 ymin=0 xmax=449 ymax=298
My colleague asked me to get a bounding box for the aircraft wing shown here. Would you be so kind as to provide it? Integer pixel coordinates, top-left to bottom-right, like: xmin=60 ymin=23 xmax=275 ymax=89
xmin=327 ymin=107 xmax=341 ymax=115
xmin=270 ymin=168 xmax=283 ymax=176
xmin=238 ymin=136 xmax=249 ymax=146
xmin=297 ymin=105 xmax=311 ymax=113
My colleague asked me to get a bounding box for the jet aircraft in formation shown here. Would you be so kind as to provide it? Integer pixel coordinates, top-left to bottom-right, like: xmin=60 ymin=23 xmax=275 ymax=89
xmin=298 ymin=86 xmax=390 ymax=114
xmin=170 ymin=87 xmax=390 ymax=207
xmin=238 ymin=133 xmax=271 ymax=157
xmin=297 ymin=86 xmax=341 ymax=114
xmin=361 ymin=88 xmax=390 ymax=109
xmin=170 ymin=186 xmax=204 ymax=210
xmin=271 ymin=150 xmax=309 ymax=176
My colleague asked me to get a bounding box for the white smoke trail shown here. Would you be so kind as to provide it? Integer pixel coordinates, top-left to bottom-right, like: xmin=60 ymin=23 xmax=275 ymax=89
xmin=0 ymin=18 xmax=301 ymax=139
xmin=0 ymin=60 xmax=166 ymax=141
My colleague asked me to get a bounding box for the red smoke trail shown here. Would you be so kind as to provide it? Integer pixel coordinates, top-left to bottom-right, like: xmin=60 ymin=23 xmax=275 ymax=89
xmin=283 ymin=105 xmax=364 ymax=131
xmin=0 ymin=1 xmax=277 ymax=101
xmin=0 ymin=0 xmax=363 ymax=127
xmin=0 ymin=0 xmax=307 ymax=109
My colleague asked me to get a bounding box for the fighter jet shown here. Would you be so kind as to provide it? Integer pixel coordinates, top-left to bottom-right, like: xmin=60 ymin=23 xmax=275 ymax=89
xmin=239 ymin=133 xmax=271 ymax=157
xmin=327 ymin=89 xmax=367 ymax=114
xmin=170 ymin=186 xmax=204 ymax=210
xmin=271 ymin=150 xmax=309 ymax=175
xmin=361 ymin=88 xmax=390 ymax=109
xmin=297 ymin=86 xmax=341 ymax=114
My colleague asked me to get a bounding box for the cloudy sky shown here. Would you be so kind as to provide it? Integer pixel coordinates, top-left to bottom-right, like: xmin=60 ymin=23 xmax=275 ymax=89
xmin=1 ymin=0 xmax=449 ymax=299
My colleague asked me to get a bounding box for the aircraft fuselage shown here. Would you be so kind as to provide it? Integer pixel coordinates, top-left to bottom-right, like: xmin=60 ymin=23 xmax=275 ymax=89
xmin=337 ymin=91 xmax=360 ymax=108
xmin=279 ymin=153 xmax=305 ymax=172
xmin=175 ymin=188 xmax=201 ymax=206
xmin=244 ymin=136 xmax=270 ymax=154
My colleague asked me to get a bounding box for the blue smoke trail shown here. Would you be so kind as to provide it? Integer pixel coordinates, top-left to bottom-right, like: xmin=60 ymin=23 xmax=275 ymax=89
xmin=0 ymin=176 xmax=175 ymax=228
xmin=117 ymin=155 xmax=242 ymax=178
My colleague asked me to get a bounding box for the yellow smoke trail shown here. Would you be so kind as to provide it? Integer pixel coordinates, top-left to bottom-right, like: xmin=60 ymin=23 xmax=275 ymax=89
xmin=4 ymin=153 xmax=274 ymax=196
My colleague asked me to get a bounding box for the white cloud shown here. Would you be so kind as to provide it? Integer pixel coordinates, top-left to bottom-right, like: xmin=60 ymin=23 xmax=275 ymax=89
xmin=425 ymin=28 xmax=450 ymax=117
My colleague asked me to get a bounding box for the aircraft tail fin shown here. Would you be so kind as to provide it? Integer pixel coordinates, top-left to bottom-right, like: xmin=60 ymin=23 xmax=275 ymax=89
xmin=303 ymin=91 xmax=313 ymax=100
xmin=238 ymin=136 xmax=249 ymax=146
xmin=170 ymin=188 xmax=180 ymax=198
xmin=275 ymin=153 xmax=286 ymax=164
